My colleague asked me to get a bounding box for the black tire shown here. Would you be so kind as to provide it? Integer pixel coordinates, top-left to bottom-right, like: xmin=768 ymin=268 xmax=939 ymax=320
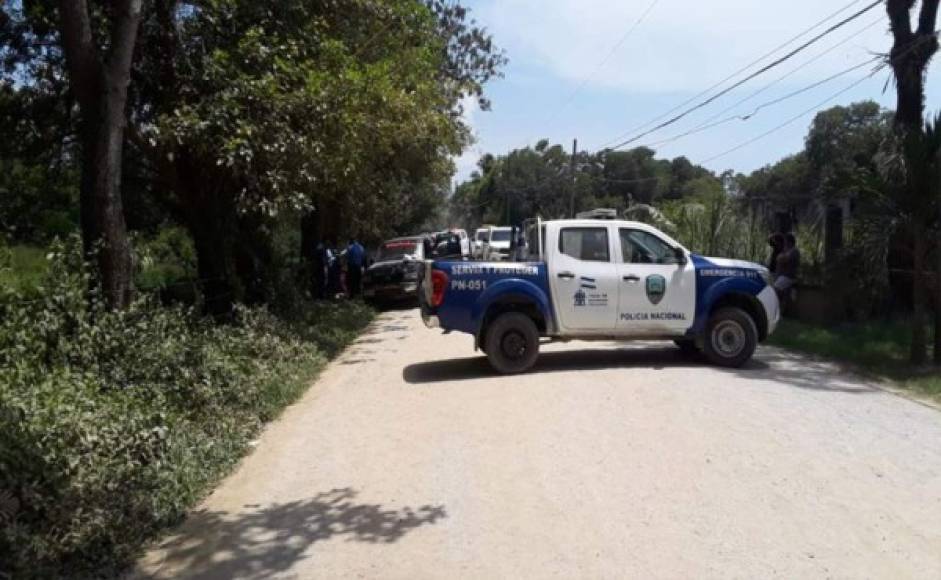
xmin=674 ymin=339 xmax=700 ymax=355
xmin=484 ymin=312 xmax=540 ymax=374
xmin=703 ymin=307 xmax=758 ymax=368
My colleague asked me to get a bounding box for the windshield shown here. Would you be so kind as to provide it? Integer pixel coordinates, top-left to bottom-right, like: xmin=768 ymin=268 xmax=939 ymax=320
xmin=524 ymin=220 xmax=545 ymax=260
xmin=490 ymin=229 xmax=512 ymax=243
xmin=476 ymin=230 xmax=490 ymax=242
xmin=377 ymin=240 xmax=420 ymax=261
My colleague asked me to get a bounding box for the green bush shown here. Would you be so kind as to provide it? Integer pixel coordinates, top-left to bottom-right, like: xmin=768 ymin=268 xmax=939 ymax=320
xmin=134 ymin=226 xmax=198 ymax=299
xmin=0 ymin=243 xmax=374 ymax=578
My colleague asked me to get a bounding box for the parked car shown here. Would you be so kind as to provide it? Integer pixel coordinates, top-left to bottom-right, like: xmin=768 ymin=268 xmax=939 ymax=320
xmin=472 ymin=227 xmax=491 ymax=259
xmin=419 ymin=215 xmax=780 ymax=373
xmin=363 ymin=236 xmax=426 ymax=303
xmin=437 ymin=229 xmax=470 ymax=258
xmin=482 ymin=226 xmax=513 ymax=261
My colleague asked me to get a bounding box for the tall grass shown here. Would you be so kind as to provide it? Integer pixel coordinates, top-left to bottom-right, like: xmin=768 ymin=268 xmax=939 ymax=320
xmin=769 ymin=319 xmax=940 ymax=399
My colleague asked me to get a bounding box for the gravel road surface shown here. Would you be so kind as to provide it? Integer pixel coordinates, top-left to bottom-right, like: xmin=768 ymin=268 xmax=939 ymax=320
xmin=136 ymin=308 xmax=941 ymax=579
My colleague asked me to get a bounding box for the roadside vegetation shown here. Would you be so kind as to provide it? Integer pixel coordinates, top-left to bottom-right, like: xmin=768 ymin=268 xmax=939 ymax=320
xmin=770 ymin=319 xmax=941 ymax=400
xmin=0 ymin=242 xmax=374 ymax=577
xmin=0 ymin=0 xmax=504 ymax=577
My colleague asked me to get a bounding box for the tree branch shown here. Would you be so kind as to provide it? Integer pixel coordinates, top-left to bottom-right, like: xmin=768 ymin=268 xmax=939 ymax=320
xmin=918 ymin=0 xmax=941 ymax=36
xmin=105 ymin=0 xmax=144 ymax=84
xmin=57 ymin=0 xmax=99 ymax=107
xmin=888 ymin=0 xmax=917 ymax=42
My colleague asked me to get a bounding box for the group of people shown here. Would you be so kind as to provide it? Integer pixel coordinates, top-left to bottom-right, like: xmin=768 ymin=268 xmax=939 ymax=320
xmin=768 ymin=232 xmax=800 ymax=301
xmin=312 ymin=238 xmax=366 ymax=300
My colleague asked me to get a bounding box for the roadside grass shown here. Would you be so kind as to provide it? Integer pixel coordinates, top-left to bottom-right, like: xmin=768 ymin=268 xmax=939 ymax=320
xmin=0 ymin=246 xmax=375 ymax=579
xmin=769 ymin=319 xmax=941 ymax=401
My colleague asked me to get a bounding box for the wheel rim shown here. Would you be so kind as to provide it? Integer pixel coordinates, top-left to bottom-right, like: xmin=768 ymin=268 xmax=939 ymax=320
xmin=501 ymin=330 xmax=527 ymax=360
xmin=711 ymin=320 xmax=746 ymax=358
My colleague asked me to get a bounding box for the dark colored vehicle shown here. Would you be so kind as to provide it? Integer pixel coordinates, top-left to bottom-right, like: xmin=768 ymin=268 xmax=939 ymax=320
xmin=364 ymin=237 xmax=426 ymax=303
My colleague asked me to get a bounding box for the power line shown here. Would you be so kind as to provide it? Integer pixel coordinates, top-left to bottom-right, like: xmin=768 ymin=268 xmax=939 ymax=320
xmin=644 ymin=56 xmax=879 ymax=149
xmin=515 ymin=0 xmax=663 ymax=166
xmin=700 ymin=66 xmax=883 ymax=165
xmin=598 ymin=0 xmax=875 ymax=149
xmin=648 ymin=16 xmax=883 ymax=149
xmin=700 ymin=28 xmax=941 ymax=166
xmin=551 ymin=0 xmax=663 ymax=118
xmin=606 ymin=0 xmax=884 ymax=151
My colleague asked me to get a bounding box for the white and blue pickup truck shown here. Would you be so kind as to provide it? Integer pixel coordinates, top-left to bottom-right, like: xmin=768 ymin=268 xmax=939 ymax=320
xmin=419 ymin=217 xmax=780 ymax=373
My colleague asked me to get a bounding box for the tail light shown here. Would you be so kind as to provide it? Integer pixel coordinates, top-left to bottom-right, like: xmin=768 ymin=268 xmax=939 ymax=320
xmin=431 ymin=269 xmax=449 ymax=307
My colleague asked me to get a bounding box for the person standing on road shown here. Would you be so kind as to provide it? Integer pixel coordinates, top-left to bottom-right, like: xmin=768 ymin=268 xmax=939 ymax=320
xmin=768 ymin=233 xmax=785 ymax=275
xmin=346 ymin=237 xmax=366 ymax=298
xmin=774 ymin=233 xmax=800 ymax=304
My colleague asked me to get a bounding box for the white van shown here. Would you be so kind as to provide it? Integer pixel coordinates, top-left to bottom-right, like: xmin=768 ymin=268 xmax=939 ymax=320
xmin=472 ymin=227 xmax=491 ymax=258
xmin=482 ymin=226 xmax=513 ymax=261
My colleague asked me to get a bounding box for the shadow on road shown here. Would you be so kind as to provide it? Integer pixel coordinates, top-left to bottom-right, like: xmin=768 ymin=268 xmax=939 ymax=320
xmin=402 ymin=345 xmax=879 ymax=395
xmin=138 ymin=488 xmax=446 ymax=580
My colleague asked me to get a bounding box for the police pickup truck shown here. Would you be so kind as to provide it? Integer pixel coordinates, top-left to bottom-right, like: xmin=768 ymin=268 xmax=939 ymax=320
xmin=419 ymin=216 xmax=779 ymax=373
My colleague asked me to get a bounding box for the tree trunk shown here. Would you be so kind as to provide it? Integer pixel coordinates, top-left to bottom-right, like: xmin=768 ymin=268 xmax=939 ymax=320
xmin=887 ymin=0 xmax=940 ymax=364
xmin=235 ymin=212 xmax=273 ymax=306
xmin=58 ymin=0 xmax=142 ymax=309
xmin=87 ymin=93 xmax=135 ymax=308
xmin=187 ymin=191 xmax=239 ymax=318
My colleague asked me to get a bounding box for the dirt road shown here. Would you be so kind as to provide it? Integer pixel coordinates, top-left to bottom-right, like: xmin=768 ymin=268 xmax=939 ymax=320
xmin=136 ymin=308 xmax=941 ymax=579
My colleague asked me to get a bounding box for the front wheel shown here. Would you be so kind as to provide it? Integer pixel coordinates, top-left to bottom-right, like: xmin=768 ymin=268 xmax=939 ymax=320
xmin=484 ymin=313 xmax=540 ymax=374
xmin=703 ymin=307 xmax=758 ymax=368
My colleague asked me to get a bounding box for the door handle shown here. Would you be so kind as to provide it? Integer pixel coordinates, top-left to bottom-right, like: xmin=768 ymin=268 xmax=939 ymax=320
xmin=623 ymin=275 xmax=640 ymax=282
xmin=557 ymin=271 xmax=575 ymax=279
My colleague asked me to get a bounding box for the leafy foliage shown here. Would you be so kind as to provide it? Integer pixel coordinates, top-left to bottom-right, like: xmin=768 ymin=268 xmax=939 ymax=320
xmin=449 ymin=142 xmax=716 ymax=230
xmin=0 ymin=242 xmax=374 ymax=578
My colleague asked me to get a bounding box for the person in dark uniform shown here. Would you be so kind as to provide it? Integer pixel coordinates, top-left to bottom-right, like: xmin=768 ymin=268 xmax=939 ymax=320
xmin=768 ymin=233 xmax=785 ymax=275
xmin=346 ymin=238 xmax=366 ymax=298
xmin=773 ymin=233 xmax=800 ymax=316
xmin=326 ymin=240 xmax=342 ymax=298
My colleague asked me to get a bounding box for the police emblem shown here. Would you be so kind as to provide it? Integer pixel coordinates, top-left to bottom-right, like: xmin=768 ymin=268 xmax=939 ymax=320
xmin=574 ymin=289 xmax=587 ymax=307
xmin=646 ymin=274 xmax=666 ymax=305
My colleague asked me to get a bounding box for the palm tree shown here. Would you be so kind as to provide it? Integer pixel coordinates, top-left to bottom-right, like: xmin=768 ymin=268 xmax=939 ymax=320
xmin=876 ymin=112 xmax=941 ymax=365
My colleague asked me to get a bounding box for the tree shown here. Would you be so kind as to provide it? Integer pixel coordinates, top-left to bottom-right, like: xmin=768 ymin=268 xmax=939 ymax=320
xmin=805 ymin=101 xmax=891 ymax=198
xmin=886 ymin=0 xmax=940 ymax=364
xmin=58 ymin=0 xmax=143 ymax=309
xmin=451 ymin=143 xmax=717 ymax=229
xmin=122 ymin=0 xmax=503 ymax=314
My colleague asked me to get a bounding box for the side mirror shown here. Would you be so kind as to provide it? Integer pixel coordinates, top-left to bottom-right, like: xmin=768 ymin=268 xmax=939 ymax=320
xmin=674 ymin=247 xmax=688 ymax=266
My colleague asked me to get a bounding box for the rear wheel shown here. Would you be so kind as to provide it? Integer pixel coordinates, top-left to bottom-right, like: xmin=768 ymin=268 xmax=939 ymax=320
xmin=484 ymin=313 xmax=540 ymax=374
xmin=703 ymin=307 xmax=758 ymax=368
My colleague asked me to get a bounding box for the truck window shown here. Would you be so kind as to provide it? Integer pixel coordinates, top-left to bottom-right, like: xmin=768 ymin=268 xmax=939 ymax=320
xmin=490 ymin=229 xmax=512 ymax=243
xmin=560 ymin=228 xmax=610 ymax=262
xmin=620 ymin=229 xmax=680 ymax=264
xmin=523 ymin=223 xmax=546 ymax=260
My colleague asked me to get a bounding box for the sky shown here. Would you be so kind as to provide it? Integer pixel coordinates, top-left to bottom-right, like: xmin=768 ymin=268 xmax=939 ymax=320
xmin=453 ymin=0 xmax=941 ymax=183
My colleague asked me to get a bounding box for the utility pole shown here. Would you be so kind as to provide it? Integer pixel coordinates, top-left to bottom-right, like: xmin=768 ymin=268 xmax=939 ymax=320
xmin=569 ymin=138 xmax=578 ymax=218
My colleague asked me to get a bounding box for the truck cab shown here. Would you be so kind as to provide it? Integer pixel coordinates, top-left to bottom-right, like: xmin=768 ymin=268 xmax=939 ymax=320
xmin=482 ymin=226 xmax=513 ymax=261
xmin=420 ymin=217 xmax=780 ymax=373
